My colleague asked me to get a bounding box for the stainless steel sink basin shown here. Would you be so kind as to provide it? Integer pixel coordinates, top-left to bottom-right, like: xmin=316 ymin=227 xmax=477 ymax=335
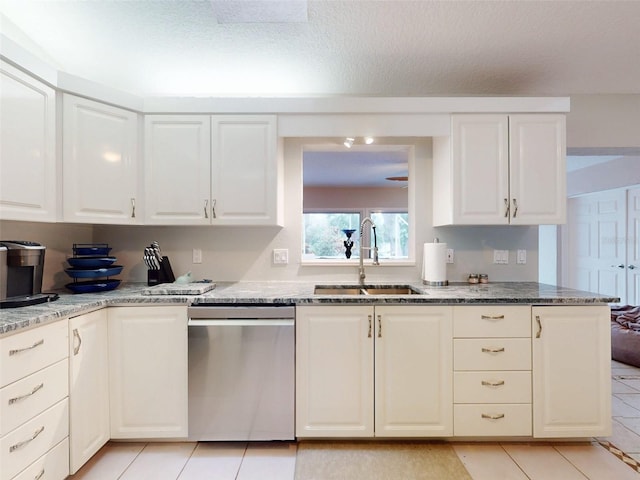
xmin=313 ymin=285 xmax=422 ymax=295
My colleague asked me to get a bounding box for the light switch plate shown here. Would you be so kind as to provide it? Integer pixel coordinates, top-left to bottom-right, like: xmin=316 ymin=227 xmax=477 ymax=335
xmin=493 ymin=249 xmax=509 ymax=264
xmin=517 ymin=249 xmax=527 ymax=264
xmin=273 ymin=248 xmax=289 ymax=265
xmin=192 ymin=248 xmax=202 ymax=264
xmin=446 ymin=249 xmax=454 ymax=264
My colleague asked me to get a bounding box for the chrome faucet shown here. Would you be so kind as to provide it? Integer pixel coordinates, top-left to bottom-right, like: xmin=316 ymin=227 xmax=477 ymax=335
xmin=359 ymin=217 xmax=379 ymax=284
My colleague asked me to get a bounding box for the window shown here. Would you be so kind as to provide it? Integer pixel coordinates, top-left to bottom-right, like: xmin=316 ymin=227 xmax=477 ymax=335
xmin=302 ymin=210 xmax=408 ymax=260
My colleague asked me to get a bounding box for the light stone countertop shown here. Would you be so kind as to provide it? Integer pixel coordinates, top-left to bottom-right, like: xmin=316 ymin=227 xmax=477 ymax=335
xmin=0 ymin=281 xmax=619 ymax=337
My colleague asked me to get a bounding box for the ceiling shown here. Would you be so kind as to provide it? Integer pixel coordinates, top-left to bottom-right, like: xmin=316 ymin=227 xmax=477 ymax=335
xmin=1 ymin=0 xmax=638 ymax=98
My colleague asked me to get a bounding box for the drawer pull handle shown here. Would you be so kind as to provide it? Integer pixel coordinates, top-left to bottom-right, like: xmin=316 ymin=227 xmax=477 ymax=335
xmin=9 ymin=425 xmax=45 ymax=452
xmin=481 ymin=380 xmax=505 ymax=387
xmin=35 ymin=469 xmax=45 ymax=480
xmin=8 ymin=383 xmax=44 ymax=405
xmin=481 ymin=347 xmax=505 ymax=353
xmin=9 ymin=339 xmax=44 ymax=356
xmin=481 ymin=413 xmax=505 ymax=420
xmin=481 ymin=315 xmax=505 ymax=320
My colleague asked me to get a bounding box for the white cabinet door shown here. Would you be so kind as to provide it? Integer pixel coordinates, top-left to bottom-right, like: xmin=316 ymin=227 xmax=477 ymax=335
xmin=0 ymin=60 xmax=56 ymax=222
xmin=375 ymin=305 xmax=453 ymax=437
xmin=296 ymin=305 xmax=374 ymax=437
xmin=509 ymin=114 xmax=566 ymax=225
xmin=211 ymin=115 xmax=281 ymax=225
xmin=434 ymin=113 xmax=566 ymax=226
xmin=144 ymin=115 xmax=211 ymax=225
xmin=627 ymin=186 xmax=640 ymax=305
xmin=63 ymin=94 xmax=139 ymax=223
xmin=532 ymin=305 xmax=611 ymax=438
xmin=108 ymin=306 xmax=188 ymax=439
xmin=68 ymin=309 xmax=109 ymax=474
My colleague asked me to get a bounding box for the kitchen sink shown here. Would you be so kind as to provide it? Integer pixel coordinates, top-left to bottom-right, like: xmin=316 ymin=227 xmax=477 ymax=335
xmin=313 ymin=285 xmax=422 ymax=295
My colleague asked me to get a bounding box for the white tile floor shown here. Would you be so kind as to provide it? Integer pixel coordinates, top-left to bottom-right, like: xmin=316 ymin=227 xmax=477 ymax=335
xmin=70 ymin=360 xmax=640 ymax=480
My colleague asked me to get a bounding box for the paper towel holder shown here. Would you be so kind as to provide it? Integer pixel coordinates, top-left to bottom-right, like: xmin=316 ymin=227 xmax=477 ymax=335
xmin=422 ymin=238 xmax=449 ymax=286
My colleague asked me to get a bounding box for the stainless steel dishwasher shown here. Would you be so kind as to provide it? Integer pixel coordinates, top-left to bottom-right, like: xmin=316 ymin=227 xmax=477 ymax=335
xmin=187 ymin=303 xmax=295 ymax=441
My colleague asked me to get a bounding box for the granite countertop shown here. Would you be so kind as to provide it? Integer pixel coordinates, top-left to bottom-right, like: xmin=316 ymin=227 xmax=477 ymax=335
xmin=0 ymin=281 xmax=619 ymax=337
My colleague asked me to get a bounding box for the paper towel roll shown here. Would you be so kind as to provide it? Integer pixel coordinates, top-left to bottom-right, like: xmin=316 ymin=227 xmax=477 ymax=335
xmin=422 ymin=242 xmax=448 ymax=286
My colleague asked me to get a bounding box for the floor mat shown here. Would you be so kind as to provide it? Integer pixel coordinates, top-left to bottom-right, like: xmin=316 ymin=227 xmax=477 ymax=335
xmin=294 ymin=441 xmax=472 ymax=480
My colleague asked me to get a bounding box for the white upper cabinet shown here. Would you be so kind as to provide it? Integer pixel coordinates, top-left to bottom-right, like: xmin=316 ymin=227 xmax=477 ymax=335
xmin=145 ymin=114 xmax=281 ymax=226
xmin=0 ymin=60 xmax=57 ymax=222
xmin=63 ymin=94 xmax=139 ymax=223
xmin=144 ymin=115 xmax=211 ymax=224
xmin=433 ymin=114 xmax=566 ymax=225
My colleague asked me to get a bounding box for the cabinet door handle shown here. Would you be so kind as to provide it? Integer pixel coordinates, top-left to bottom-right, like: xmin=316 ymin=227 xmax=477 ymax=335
xmin=8 ymin=382 xmax=44 ymax=405
xmin=535 ymin=315 xmax=542 ymax=338
xmin=377 ymin=315 xmax=382 ymax=338
xmin=481 ymin=413 xmax=505 ymax=420
xmin=504 ymin=198 xmax=510 ymax=218
xmin=212 ymin=199 xmax=217 ymax=219
xmin=35 ymin=469 xmax=45 ymax=480
xmin=481 ymin=315 xmax=505 ymax=320
xmin=512 ymin=198 xmax=518 ymax=218
xmin=73 ymin=328 xmax=82 ymax=355
xmin=481 ymin=347 xmax=505 ymax=353
xmin=9 ymin=339 xmax=44 ymax=356
xmin=481 ymin=380 xmax=505 ymax=387
xmin=204 ymin=199 xmax=209 ymax=219
xmin=611 ymin=264 xmax=625 ymax=269
xmin=367 ymin=315 xmax=372 ymax=338
xmin=9 ymin=426 xmax=45 ymax=452
xmin=130 ymin=198 xmax=136 ymax=218
xmin=629 ymin=265 xmax=637 ymax=270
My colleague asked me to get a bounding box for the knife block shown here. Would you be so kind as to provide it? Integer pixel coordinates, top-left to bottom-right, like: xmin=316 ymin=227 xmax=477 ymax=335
xmin=147 ymin=256 xmax=176 ymax=286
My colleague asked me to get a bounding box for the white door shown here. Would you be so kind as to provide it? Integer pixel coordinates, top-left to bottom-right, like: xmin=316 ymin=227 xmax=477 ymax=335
xmin=566 ymin=189 xmax=627 ymax=304
xmin=509 ymin=114 xmax=566 ymax=225
xmin=144 ymin=115 xmax=211 ymax=224
xmin=63 ymin=94 xmax=139 ymax=223
xmin=0 ymin=60 xmax=56 ymax=222
xmin=627 ymin=186 xmax=640 ymax=305
xmin=450 ymin=114 xmax=510 ymax=224
xmin=532 ymin=306 xmax=611 ymax=438
xmin=375 ymin=305 xmax=453 ymax=437
xmin=69 ymin=309 xmax=109 ymax=474
xmin=108 ymin=306 xmax=188 ymax=438
xmin=211 ymin=115 xmax=280 ymax=225
xmin=296 ymin=305 xmax=374 ymax=437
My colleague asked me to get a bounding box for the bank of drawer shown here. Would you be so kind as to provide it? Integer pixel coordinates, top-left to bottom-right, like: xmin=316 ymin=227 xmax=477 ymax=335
xmin=1 ymin=321 xmax=68 ymax=388
xmin=454 ymin=371 xmax=531 ymax=404
xmin=453 ymin=305 xmax=531 ymax=338
xmin=454 ymin=404 xmax=532 ymax=437
xmin=12 ymin=438 xmax=69 ymax=480
xmin=454 ymin=338 xmax=531 ymax=371
xmin=0 ymin=359 xmax=68 ymax=436
xmin=0 ymin=399 xmax=68 ymax=480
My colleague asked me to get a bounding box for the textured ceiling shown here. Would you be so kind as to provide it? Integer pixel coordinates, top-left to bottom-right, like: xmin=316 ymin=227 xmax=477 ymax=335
xmin=1 ymin=0 xmax=639 ymax=97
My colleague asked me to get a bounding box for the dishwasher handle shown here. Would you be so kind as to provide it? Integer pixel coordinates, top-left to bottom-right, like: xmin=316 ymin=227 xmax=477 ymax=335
xmin=188 ymin=318 xmax=294 ymax=327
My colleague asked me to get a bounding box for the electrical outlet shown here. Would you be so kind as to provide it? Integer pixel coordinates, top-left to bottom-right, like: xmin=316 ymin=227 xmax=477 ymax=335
xmin=446 ymin=249 xmax=454 ymax=264
xmin=493 ymin=249 xmax=509 ymax=264
xmin=517 ymin=249 xmax=527 ymax=264
xmin=192 ymin=248 xmax=202 ymax=264
xmin=273 ymin=248 xmax=289 ymax=265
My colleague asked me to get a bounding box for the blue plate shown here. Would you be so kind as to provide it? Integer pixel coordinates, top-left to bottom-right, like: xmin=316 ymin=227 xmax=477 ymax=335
xmin=65 ymin=265 xmax=123 ymax=279
xmin=73 ymin=244 xmax=112 ymax=256
xmin=67 ymin=256 xmax=117 ymax=268
xmin=66 ymin=279 xmax=121 ymax=294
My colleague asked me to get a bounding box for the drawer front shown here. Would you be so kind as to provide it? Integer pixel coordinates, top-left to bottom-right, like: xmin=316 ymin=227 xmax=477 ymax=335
xmin=0 ymin=359 xmax=69 ymax=436
xmin=453 ymin=305 xmax=531 ymax=338
xmin=1 ymin=321 xmax=68 ymax=388
xmin=454 ymin=371 xmax=531 ymax=404
xmin=454 ymin=404 xmax=532 ymax=436
xmin=12 ymin=438 xmax=69 ymax=480
xmin=454 ymin=338 xmax=531 ymax=371
xmin=0 ymin=399 xmax=68 ymax=480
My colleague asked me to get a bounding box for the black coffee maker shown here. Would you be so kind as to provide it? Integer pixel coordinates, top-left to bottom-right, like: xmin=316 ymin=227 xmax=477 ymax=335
xmin=0 ymin=241 xmax=58 ymax=308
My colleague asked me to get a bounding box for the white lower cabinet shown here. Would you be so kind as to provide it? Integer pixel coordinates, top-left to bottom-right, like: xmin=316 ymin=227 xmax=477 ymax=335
xmin=532 ymin=305 xmax=612 ymax=438
xmin=108 ymin=306 xmax=188 ymax=439
xmin=296 ymin=305 xmax=452 ymax=438
xmin=68 ymin=309 xmax=109 ymax=474
xmin=453 ymin=305 xmax=532 ymax=437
